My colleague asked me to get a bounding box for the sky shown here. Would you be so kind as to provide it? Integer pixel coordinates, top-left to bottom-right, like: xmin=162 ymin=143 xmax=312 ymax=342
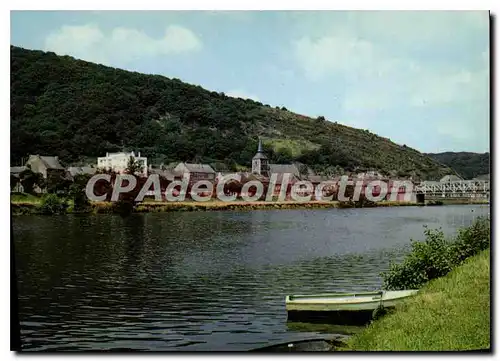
xmin=10 ymin=10 xmax=490 ymax=153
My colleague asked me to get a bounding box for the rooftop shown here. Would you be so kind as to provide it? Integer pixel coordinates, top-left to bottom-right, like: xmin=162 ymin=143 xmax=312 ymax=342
xmin=269 ymin=164 xmax=301 ymax=177
xmin=253 ymin=138 xmax=268 ymax=160
xmin=68 ymin=166 xmax=96 ymax=177
xmin=10 ymin=166 xmax=27 ymax=174
xmin=29 ymin=155 xmax=64 ymax=170
xmin=182 ymin=163 xmax=216 ymax=174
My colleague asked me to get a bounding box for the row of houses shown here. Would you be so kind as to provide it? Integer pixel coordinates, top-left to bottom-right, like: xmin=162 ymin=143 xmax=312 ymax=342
xmin=146 ymin=141 xmax=413 ymax=201
xmin=10 ymin=155 xmax=98 ymax=192
xmin=11 ymin=155 xmax=99 ymax=179
xmin=15 ymin=142 xmax=479 ymax=201
xmin=10 ymin=146 xmax=408 ymax=198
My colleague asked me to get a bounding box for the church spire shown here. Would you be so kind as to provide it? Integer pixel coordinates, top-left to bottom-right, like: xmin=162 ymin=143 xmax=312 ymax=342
xmin=252 ymin=136 xmax=269 ymax=176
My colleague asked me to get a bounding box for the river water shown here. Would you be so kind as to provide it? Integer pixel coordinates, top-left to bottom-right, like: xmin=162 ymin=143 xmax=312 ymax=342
xmin=12 ymin=205 xmax=489 ymax=351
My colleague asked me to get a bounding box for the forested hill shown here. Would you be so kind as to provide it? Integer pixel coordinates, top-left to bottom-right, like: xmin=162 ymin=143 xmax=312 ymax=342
xmin=11 ymin=45 xmax=454 ymax=179
xmin=426 ymin=152 xmax=490 ymax=179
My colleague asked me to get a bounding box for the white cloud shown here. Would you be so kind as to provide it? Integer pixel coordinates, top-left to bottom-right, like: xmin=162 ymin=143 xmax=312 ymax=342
xmin=293 ymin=29 xmax=488 ymax=111
xmin=293 ymin=34 xmax=377 ymax=81
xmin=293 ymin=11 xmax=488 ymax=47
xmin=226 ymin=89 xmax=260 ymax=101
xmin=45 ymin=24 xmax=106 ymax=63
xmin=44 ymin=23 xmax=202 ymax=65
xmin=409 ymin=68 xmax=489 ymax=107
xmin=291 ymin=12 xmax=489 ymax=152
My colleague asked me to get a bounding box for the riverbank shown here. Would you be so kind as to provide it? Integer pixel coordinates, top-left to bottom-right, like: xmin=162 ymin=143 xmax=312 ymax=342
xmin=10 ymin=194 xmax=488 ymax=215
xmin=134 ymin=199 xmax=418 ymax=213
xmin=10 ymin=198 xmax=416 ymax=215
xmin=347 ymin=249 xmax=490 ymax=351
xmin=426 ymin=198 xmax=489 ymax=206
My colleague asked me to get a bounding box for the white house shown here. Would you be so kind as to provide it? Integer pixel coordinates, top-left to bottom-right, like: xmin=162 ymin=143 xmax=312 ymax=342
xmin=97 ymin=151 xmax=148 ymax=176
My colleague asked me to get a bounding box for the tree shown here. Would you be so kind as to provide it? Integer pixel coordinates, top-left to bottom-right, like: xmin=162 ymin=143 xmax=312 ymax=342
xmin=224 ymin=158 xmax=239 ymax=172
xmin=19 ymin=166 xmax=45 ymax=194
xmin=126 ymin=156 xmax=142 ymax=175
xmin=69 ymin=174 xmax=92 ymax=211
xmin=47 ymin=172 xmax=72 ymax=195
xmin=39 ymin=193 xmax=68 ymax=215
xmin=10 ymin=46 xmax=456 ymax=180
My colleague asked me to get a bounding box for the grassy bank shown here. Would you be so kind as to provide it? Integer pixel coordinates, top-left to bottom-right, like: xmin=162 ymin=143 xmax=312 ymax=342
xmin=135 ymin=200 xmax=418 ymax=213
xmin=10 ymin=192 xmax=488 ymax=216
xmin=11 ymin=196 xmax=421 ymax=215
xmin=10 ymin=192 xmax=42 ymax=204
xmin=425 ymin=198 xmax=489 ymax=206
xmin=347 ymin=249 xmax=490 ymax=351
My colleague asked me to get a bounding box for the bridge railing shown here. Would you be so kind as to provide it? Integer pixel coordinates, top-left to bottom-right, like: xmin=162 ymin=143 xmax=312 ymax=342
xmin=414 ymin=180 xmax=490 ymax=194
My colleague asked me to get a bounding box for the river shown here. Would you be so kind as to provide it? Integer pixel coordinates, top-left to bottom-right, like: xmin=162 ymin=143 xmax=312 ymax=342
xmin=12 ymin=204 xmax=489 ymax=351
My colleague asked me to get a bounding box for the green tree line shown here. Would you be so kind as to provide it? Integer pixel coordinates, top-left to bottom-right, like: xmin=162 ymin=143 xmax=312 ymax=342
xmin=11 ymin=46 xmax=454 ymax=179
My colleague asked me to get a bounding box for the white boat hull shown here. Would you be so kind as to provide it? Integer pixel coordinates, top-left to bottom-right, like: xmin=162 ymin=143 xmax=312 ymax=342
xmin=285 ymin=290 xmax=418 ymax=324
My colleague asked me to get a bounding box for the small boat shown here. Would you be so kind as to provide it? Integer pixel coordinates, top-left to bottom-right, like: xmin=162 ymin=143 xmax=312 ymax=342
xmin=285 ymin=290 xmax=418 ymax=325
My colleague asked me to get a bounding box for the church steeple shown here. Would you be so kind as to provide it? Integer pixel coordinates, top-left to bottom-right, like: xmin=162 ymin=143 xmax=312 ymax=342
xmin=252 ymin=137 xmax=269 ymax=177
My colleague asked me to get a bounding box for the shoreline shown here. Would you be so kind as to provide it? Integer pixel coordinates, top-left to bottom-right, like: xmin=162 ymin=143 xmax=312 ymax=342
xmin=10 ymin=197 xmax=489 ymax=216
xmin=345 ymin=249 xmax=490 ymax=351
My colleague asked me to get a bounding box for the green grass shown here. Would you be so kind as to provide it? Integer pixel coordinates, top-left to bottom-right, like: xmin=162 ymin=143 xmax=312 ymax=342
xmin=347 ymin=249 xmax=490 ymax=351
xmin=11 ymin=196 xmax=422 ymax=215
xmin=11 ymin=193 xmax=77 ymax=215
xmin=134 ymin=200 xmax=340 ymax=213
xmin=264 ymin=137 xmax=321 ymax=158
xmin=10 ymin=192 xmax=42 ymax=204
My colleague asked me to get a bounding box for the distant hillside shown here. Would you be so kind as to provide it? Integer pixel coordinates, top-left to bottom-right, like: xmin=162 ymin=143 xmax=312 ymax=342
xmin=11 ymin=46 xmax=454 ymax=179
xmin=426 ymin=152 xmax=490 ymax=179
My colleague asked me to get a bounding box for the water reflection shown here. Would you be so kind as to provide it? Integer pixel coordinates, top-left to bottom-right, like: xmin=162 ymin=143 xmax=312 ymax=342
xmin=286 ymin=322 xmax=365 ymax=335
xmin=13 ymin=205 xmax=489 ymax=351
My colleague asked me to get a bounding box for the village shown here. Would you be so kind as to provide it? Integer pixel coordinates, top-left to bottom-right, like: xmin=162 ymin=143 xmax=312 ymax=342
xmin=9 ymin=10 xmax=491 ymax=354
xmin=10 ymin=139 xmax=425 ymax=202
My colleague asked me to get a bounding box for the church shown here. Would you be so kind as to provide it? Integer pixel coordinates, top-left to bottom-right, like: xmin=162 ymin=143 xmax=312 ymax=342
xmin=251 ymin=138 xmax=301 ymax=184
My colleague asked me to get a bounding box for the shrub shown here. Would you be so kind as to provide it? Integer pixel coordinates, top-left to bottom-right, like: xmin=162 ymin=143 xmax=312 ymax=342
xmin=382 ymin=228 xmax=454 ymax=290
xmin=382 ymin=217 xmax=490 ymax=290
xmin=39 ymin=194 xmax=68 ymax=215
xmin=450 ymin=217 xmax=490 ymax=264
xmin=73 ymin=192 xmax=91 ymax=212
xmin=357 ymin=199 xmax=378 ymax=208
xmin=69 ymin=182 xmax=91 ymax=212
xmin=337 ymin=201 xmax=355 ymax=208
